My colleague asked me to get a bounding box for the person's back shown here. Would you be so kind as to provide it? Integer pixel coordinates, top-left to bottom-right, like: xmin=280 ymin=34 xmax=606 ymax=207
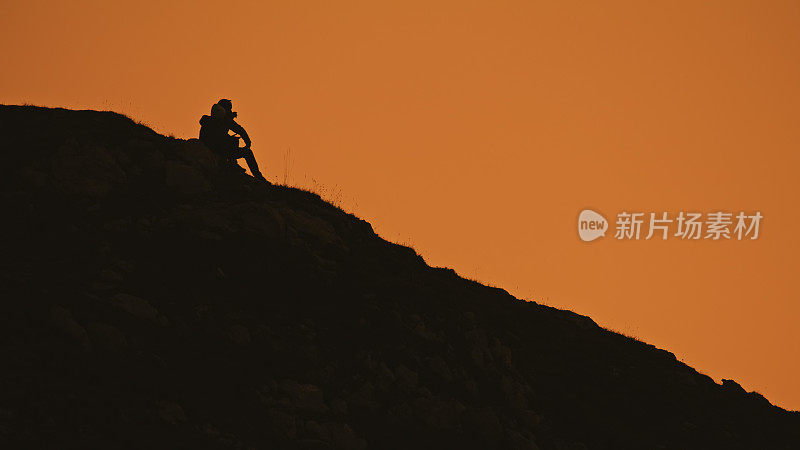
xmin=199 ymin=103 xmax=235 ymax=156
xmin=198 ymin=99 xmax=267 ymax=183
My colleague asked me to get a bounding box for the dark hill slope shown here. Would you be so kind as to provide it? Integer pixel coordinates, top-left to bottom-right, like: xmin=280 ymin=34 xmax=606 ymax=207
xmin=0 ymin=105 xmax=797 ymax=449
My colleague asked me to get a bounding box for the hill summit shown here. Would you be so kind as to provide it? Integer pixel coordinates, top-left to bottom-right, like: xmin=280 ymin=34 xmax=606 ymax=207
xmin=0 ymin=105 xmax=797 ymax=449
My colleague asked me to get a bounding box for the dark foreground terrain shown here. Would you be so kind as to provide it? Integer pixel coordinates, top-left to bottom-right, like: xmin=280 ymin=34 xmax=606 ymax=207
xmin=0 ymin=105 xmax=797 ymax=449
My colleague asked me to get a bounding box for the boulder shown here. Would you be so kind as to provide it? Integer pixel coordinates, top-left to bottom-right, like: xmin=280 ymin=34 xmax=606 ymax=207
xmin=174 ymin=138 xmax=218 ymax=173
xmin=279 ymin=380 xmax=328 ymax=415
xmin=49 ymin=143 xmax=125 ymax=197
xmin=49 ymin=306 xmax=89 ymax=349
xmin=156 ymin=401 xmax=187 ymax=425
xmin=109 ymin=293 xmax=168 ymax=326
xmin=461 ymin=407 xmax=503 ymax=444
xmin=87 ymin=322 xmax=128 ymax=351
xmin=412 ymin=397 xmax=464 ymax=430
xmin=164 ymin=160 xmax=211 ymax=195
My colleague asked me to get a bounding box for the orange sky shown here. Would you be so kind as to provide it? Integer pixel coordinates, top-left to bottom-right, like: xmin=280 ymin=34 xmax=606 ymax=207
xmin=3 ymin=0 xmax=800 ymax=410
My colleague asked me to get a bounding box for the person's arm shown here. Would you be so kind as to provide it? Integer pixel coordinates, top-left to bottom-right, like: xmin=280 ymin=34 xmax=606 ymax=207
xmin=229 ymin=120 xmax=252 ymax=147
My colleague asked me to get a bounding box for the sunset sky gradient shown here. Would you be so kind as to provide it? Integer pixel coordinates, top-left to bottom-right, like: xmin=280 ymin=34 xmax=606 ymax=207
xmin=3 ymin=0 xmax=800 ymax=409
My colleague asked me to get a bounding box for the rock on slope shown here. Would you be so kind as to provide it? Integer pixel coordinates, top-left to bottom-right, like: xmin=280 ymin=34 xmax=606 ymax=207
xmin=0 ymin=105 xmax=798 ymax=449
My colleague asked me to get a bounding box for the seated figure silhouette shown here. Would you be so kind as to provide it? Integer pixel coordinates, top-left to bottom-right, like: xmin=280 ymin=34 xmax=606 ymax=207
xmin=199 ymin=99 xmax=268 ymax=183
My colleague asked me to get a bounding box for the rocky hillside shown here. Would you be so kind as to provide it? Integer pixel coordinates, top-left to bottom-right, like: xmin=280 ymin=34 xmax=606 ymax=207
xmin=0 ymin=105 xmax=797 ymax=449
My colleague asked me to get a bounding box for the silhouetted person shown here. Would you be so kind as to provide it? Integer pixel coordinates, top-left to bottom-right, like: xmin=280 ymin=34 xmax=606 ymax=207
xmin=199 ymin=99 xmax=268 ymax=183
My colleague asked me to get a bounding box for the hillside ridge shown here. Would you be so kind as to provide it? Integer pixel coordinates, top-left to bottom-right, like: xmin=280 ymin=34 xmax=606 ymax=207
xmin=0 ymin=104 xmax=797 ymax=449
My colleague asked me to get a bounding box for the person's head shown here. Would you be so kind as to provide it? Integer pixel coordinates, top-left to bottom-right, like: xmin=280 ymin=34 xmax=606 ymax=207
xmin=217 ymin=98 xmax=237 ymax=118
xmin=210 ymin=103 xmax=226 ymax=119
